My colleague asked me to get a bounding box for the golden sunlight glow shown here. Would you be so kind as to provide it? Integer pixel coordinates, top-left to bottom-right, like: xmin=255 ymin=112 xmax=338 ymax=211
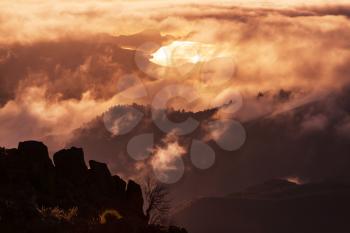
xmin=150 ymin=41 xmax=231 ymax=67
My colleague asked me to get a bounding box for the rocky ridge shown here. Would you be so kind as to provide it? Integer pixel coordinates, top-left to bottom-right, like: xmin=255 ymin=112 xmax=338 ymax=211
xmin=0 ymin=141 xmax=187 ymax=233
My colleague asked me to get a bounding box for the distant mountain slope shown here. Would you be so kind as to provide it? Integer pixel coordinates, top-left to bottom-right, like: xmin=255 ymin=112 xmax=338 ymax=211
xmin=172 ymin=180 xmax=350 ymax=233
xmin=69 ymin=87 xmax=350 ymax=202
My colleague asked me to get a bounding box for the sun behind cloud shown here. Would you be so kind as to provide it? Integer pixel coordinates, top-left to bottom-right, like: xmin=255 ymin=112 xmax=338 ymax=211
xmin=150 ymin=41 xmax=232 ymax=67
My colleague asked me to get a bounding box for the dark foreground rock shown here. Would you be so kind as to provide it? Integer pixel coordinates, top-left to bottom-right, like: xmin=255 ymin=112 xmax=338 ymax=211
xmin=0 ymin=141 xmax=187 ymax=233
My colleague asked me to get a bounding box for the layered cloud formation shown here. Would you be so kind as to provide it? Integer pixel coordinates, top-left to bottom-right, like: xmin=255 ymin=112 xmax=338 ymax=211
xmin=1 ymin=0 xmax=350 ymax=151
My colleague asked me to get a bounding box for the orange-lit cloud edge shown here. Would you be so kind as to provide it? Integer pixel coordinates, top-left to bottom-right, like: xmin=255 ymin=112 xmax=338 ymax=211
xmin=1 ymin=0 xmax=350 ymax=150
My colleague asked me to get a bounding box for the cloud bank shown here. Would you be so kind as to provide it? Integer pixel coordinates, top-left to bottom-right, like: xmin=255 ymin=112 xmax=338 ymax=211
xmin=1 ymin=1 xmax=350 ymax=151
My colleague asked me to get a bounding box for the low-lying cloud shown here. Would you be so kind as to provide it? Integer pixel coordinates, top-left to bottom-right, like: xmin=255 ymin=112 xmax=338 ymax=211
xmin=1 ymin=1 xmax=350 ymax=152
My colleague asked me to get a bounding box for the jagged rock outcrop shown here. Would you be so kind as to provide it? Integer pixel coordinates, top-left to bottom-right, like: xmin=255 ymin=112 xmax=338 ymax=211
xmin=113 ymin=175 xmax=127 ymax=196
xmin=19 ymin=141 xmax=55 ymax=196
xmin=0 ymin=141 xmax=144 ymax=219
xmin=126 ymin=180 xmax=144 ymax=217
xmin=54 ymin=147 xmax=88 ymax=185
xmin=0 ymin=141 xmax=188 ymax=233
xmin=88 ymin=160 xmax=114 ymax=191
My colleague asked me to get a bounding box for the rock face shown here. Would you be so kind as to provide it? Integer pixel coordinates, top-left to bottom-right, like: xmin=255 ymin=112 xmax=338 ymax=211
xmin=113 ymin=175 xmax=127 ymax=196
xmin=0 ymin=141 xmax=145 ymax=221
xmin=54 ymin=147 xmax=88 ymax=185
xmin=21 ymin=141 xmax=55 ymax=195
xmin=126 ymin=180 xmax=144 ymax=217
xmin=87 ymin=160 xmax=117 ymax=197
xmin=0 ymin=140 xmax=188 ymax=233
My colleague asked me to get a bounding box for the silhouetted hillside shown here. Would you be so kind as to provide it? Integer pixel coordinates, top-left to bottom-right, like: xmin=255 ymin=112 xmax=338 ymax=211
xmin=0 ymin=141 xmax=187 ymax=233
xmin=172 ymin=180 xmax=350 ymax=233
xmin=69 ymin=87 xmax=350 ymax=203
xmin=69 ymin=104 xmax=220 ymax=185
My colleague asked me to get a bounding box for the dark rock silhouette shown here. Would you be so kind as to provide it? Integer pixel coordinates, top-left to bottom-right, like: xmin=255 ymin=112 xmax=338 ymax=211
xmin=54 ymin=147 xmax=88 ymax=185
xmin=126 ymin=180 xmax=145 ymax=217
xmin=113 ymin=175 xmax=127 ymax=197
xmin=88 ymin=160 xmax=116 ymax=196
xmin=0 ymin=141 xmax=187 ymax=233
xmin=18 ymin=141 xmax=55 ymax=194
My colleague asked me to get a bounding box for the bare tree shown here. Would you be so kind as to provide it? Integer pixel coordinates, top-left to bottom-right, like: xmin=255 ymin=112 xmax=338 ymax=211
xmin=143 ymin=176 xmax=171 ymax=225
